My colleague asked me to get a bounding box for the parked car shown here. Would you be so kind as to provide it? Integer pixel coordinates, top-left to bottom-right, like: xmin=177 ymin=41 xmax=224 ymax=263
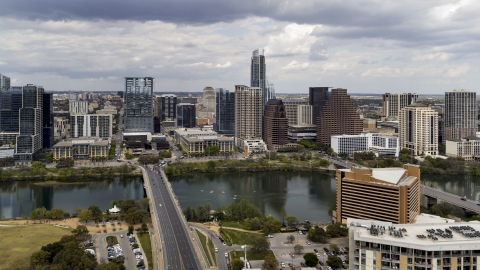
xmin=460 ymin=196 xmax=467 ymax=201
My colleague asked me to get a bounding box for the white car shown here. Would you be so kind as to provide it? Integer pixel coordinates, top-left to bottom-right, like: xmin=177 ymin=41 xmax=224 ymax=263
xmin=306 ymin=241 xmax=311 ymax=245
xmin=215 ymin=248 xmax=218 ymax=253
xmin=281 ymin=262 xmax=286 ymax=268
xmin=225 ymin=252 xmax=228 ymax=257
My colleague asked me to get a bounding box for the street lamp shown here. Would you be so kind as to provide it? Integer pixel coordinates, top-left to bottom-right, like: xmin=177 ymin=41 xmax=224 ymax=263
xmin=242 ymin=245 xmax=247 ymax=268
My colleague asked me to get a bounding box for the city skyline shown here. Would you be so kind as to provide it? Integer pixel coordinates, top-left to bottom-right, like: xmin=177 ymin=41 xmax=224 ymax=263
xmin=0 ymin=1 xmax=479 ymax=94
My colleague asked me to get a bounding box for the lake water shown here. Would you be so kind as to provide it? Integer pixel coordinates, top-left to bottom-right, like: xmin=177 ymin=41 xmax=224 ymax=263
xmin=2 ymin=172 xmax=480 ymax=221
xmin=0 ymin=178 xmax=144 ymax=219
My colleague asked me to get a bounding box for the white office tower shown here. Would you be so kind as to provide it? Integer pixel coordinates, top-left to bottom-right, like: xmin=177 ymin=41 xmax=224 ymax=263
xmin=234 ymin=85 xmax=263 ymax=144
xmin=399 ymin=103 xmax=438 ymax=156
xmin=444 ymin=90 xmax=477 ymax=142
xmin=69 ymin=100 xmax=89 ymax=114
xmin=382 ymin=93 xmax=418 ymax=118
xmin=124 ymin=77 xmax=154 ymax=133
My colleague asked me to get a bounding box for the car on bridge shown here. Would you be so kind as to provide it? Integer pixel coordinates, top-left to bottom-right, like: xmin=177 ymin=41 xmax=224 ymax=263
xmin=461 ymin=196 xmax=467 ymax=201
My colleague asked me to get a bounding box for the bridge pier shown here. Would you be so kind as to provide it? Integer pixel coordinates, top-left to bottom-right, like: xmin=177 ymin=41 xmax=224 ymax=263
xmin=425 ymin=195 xmax=438 ymax=209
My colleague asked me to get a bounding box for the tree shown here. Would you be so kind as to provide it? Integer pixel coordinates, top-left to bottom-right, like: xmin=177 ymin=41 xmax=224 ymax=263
xmin=280 ymin=206 xmax=287 ymax=225
xmin=286 ymin=216 xmax=298 ymax=229
xmin=262 ymin=256 xmax=279 ymax=270
xmin=327 ymin=255 xmax=343 ymax=268
xmin=326 ymin=147 xmax=334 ymax=155
xmin=32 ymin=161 xmax=46 ymax=171
xmin=139 ymin=198 xmax=150 ymax=211
xmin=30 ymin=250 xmax=51 ymax=269
xmin=30 ymin=207 xmax=47 ymax=223
xmin=141 ymin=223 xmax=149 ymax=234
xmin=303 ymin=252 xmax=319 ymax=267
xmin=326 ymin=223 xmax=348 ymax=238
xmin=45 ymin=153 xmax=53 ymax=162
xmin=109 ymin=200 xmax=117 ymax=208
xmin=250 ymin=235 xmax=270 ymax=252
xmin=88 ymin=205 xmax=102 ymax=220
xmin=261 ymin=215 xmax=281 ymax=235
xmin=286 ymin=235 xmax=295 ymax=243
xmin=77 ymin=209 xmax=93 ymax=223
xmin=329 ymin=243 xmax=340 ymax=252
xmin=56 ymin=158 xmax=74 ymax=168
xmin=307 ymin=226 xmax=329 ymax=243
xmin=46 ymin=208 xmax=66 ymax=220
xmin=231 ymin=258 xmax=244 ymax=270
xmin=184 ymin=206 xmax=193 ymax=221
xmin=72 ymin=225 xmax=89 ymax=238
xmin=294 ymin=244 xmax=304 ymax=254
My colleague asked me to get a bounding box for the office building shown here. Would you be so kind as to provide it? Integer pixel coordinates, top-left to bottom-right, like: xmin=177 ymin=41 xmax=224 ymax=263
xmin=382 ymin=93 xmax=418 ymax=118
xmin=43 ymin=92 xmax=54 ymax=148
xmin=178 ymin=135 xmax=235 ymax=156
xmin=297 ymin=105 xmax=313 ymax=126
xmin=173 ymin=128 xmax=217 ymax=144
xmin=287 ymin=126 xmax=317 ymax=141
xmin=52 ymin=139 xmax=110 ymax=161
xmin=263 ymin=99 xmax=289 ymax=150
xmin=399 ymin=104 xmax=438 ymax=156
xmin=234 ymin=85 xmax=263 ymax=142
xmin=349 ymin=219 xmax=480 ymax=270
xmin=69 ymin=114 xmax=113 ymax=138
xmin=0 ymin=74 xmax=10 ymax=90
xmin=446 ymin=136 xmax=480 ymax=161
xmin=176 ymin=103 xmax=196 ymax=128
xmin=69 ymin=100 xmax=89 ymax=114
xmin=214 ymin=88 xmax=235 ymax=134
xmin=124 ymin=77 xmax=154 ymax=133
xmin=331 ymin=133 xmax=399 ymax=157
xmin=158 ymin=94 xmax=177 ymax=121
xmin=309 ymin=87 xmax=330 ymax=124
xmin=243 ymin=139 xmax=267 ymax=157
xmin=14 ymin=85 xmax=44 ymax=164
xmin=333 ymin=164 xmax=420 ymax=224
xmin=201 ymin=87 xmax=216 ymax=112
xmin=444 ymin=90 xmax=477 ymax=141
xmin=251 ymin=49 xmax=274 ymax=110
xmin=0 ymin=88 xmax=22 ymax=133
xmin=282 ymin=98 xmax=307 ymax=126
xmin=316 ymin=88 xmax=363 ymax=146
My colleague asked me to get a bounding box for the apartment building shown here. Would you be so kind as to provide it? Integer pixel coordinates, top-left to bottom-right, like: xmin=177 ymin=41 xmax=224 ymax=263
xmin=69 ymin=114 xmax=112 ymax=138
xmin=444 ymin=90 xmax=477 ymax=142
xmin=349 ymin=219 xmax=480 ymax=270
xmin=214 ymin=88 xmax=235 ymax=134
xmin=399 ymin=104 xmax=438 ymax=156
xmin=234 ymin=85 xmax=263 ymax=143
xmin=317 ymin=88 xmax=363 ymax=146
xmin=334 ymin=164 xmax=421 ymax=224
xmin=69 ymin=100 xmax=89 ymax=114
xmin=382 ymin=93 xmax=418 ymax=118
xmin=446 ymin=136 xmax=480 ymax=161
xmin=331 ymin=133 xmax=399 ymax=157
xmin=176 ymin=103 xmax=196 ymax=128
xmin=282 ymin=98 xmax=307 ymax=126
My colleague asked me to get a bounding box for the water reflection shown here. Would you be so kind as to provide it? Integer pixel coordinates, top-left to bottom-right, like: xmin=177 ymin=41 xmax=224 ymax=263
xmin=0 ymin=178 xmax=144 ymax=219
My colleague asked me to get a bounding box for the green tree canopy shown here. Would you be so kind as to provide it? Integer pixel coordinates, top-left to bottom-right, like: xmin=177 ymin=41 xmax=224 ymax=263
xmin=262 ymin=256 xmax=279 ymax=270
xmin=30 ymin=207 xmax=48 ymax=223
xmin=88 ymin=205 xmax=102 ymax=220
xmin=303 ymin=252 xmax=319 ymax=267
xmin=231 ymin=258 xmax=244 ymax=270
xmin=307 ymin=226 xmax=329 ymax=243
xmin=46 ymin=208 xmax=66 ymax=220
xmin=327 ymin=255 xmax=343 ymax=268
xmin=294 ymin=244 xmax=304 ymax=254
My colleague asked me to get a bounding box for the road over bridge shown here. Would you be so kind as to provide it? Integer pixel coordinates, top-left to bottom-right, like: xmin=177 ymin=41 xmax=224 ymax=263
xmin=421 ymin=185 xmax=480 ymax=214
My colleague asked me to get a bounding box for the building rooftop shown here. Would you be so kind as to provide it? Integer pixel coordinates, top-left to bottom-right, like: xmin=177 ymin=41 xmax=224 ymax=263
xmin=350 ymin=218 xmax=480 ymax=250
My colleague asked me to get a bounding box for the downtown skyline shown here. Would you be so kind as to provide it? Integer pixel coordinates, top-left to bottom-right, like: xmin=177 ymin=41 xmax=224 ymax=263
xmin=0 ymin=0 xmax=479 ymax=94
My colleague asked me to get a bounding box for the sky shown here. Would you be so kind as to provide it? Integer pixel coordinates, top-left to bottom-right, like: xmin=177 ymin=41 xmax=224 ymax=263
xmin=0 ymin=0 xmax=479 ymax=94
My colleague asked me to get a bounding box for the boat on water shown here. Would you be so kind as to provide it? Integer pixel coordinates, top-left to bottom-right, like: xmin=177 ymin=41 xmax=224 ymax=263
xmin=210 ymin=190 xmax=214 ymax=193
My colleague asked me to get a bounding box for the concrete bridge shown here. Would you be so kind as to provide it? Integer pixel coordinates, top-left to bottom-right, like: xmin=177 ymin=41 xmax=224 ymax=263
xmin=421 ymin=185 xmax=480 ymax=215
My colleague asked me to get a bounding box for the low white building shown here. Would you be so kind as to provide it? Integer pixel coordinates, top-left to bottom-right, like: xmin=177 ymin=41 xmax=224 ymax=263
xmin=446 ymin=136 xmax=480 ymax=161
xmin=331 ymin=133 xmax=399 ymax=157
xmin=243 ymin=139 xmax=267 ymax=157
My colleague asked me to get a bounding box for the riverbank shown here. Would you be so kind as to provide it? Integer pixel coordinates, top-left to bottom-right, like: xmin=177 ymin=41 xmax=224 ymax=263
xmin=0 ymin=164 xmax=142 ymax=182
xmin=164 ymin=157 xmax=331 ymax=176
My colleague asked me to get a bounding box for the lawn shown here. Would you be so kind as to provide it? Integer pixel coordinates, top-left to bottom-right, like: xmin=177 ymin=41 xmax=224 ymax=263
xmin=219 ymin=228 xmax=262 ymax=246
xmin=137 ymin=233 xmax=153 ymax=269
xmin=106 ymin=236 xmax=118 ymax=246
xmin=206 ymin=235 xmax=217 ymax=266
xmin=232 ymin=250 xmax=276 ymax=261
xmin=195 ymin=229 xmax=213 ymax=266
xmin=0 ymin=224 xmax=71 ymax=270
xmin=220 ymin=220 xmax=247 ymax=230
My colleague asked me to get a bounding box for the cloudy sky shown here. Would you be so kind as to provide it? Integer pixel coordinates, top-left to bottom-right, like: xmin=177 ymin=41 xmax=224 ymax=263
xmin=0 ymin=0 xmax=479 ymax=94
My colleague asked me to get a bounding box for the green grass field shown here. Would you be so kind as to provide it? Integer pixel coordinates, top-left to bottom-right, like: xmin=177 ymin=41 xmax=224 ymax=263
xmin=0 ymin=224 xmax=71 ymax=270
xmin=219 ymin=228 xmax=262 ymax=246
xmin=137 ymin=233 xmax=153 ymax=269
xmin=219 ymin=220 xmax=247 ymax=230
xmin=232 ymin=250 xmax=276 ymax=261
xmin=195 ymin=229 xmax=213 ymax=266
xmin=206 ymin=235 xmax=217 ymax=266
xmin=106 ymin=236 xmax=118 ymax=246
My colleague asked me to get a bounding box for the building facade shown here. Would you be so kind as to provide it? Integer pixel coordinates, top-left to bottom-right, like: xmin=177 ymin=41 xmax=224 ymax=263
xmin=317 ymin=88 xmax=363 ymax=146
xmin=297 ymin=105 xmax=313 ymax=126
xmin=382 ymin=93 xmax=418 ymax=118
xmin=309 ymin=87 xmax=330 ymax=124
xmin=0 ymin=87 xmax=22 ymax=133
xmin=176 ymin=103 xmax=196 ymax=128
xmin=444 ymin=90 xmax=477 ymax=142
xmin=234 ymin=85 xmax=263 ymax=141
xmin=179 ymin=135 xmax=235 ymax=156
xmin=14 ymin=85 xmax=44 ymax=163
xmin=282 ymin=98 xmax=307 ymax=126
xmin=124 ymin=77 xmax=154 ymax=133
xmin=52 ymin=139 xmax=110 ymax=161
xmin=69 ymin=100 xmax=89 ymax=114
xmin=158 ymin=94 xmax=177 ymax=121
xmin=263 ymin=99 xmax=289 ymax=150
xmin=446 ymin=136 xmax=480 ymax=161
xmin=334 ymin=164 xmax=421 ymax=224
xmin=251 ymin=49 xmax=274 ymax=111
xmin=214 ymin=88 xmax=235 ymax=134
xmin=69 ymin=114 xmax=113 ymax=138
xmin=43 ymin=92 xmax=54 ymax=148
xmin=331 ymin=133 xmax=399 ymax=157
xmin=399 ymin=104 xmax=438 ymax=156
xmin=0 ymin=73 xmax=10 ymax=90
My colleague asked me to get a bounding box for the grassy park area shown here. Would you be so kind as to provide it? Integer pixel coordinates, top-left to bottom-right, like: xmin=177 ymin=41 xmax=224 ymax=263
xmin=231 ymin=249 xmax=275 ymax=261
xmin=0 ymin=224 xmax=70 ymax=270
xmin=196 ymin=229 xmax=214 ymax=266
xmin=219 ymin=228 xmax=263 ymax=246
xmin=137 ymin=233 xmax=153 ymax=269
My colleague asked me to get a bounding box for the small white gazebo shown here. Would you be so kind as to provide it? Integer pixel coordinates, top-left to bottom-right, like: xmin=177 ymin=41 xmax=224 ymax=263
xmin=109 ymin=205 xmax=121 ymax=214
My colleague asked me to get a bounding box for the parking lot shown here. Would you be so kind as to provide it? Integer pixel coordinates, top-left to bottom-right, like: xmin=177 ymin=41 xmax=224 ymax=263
xmin=96 ymin=230 xmax=138 ymax=270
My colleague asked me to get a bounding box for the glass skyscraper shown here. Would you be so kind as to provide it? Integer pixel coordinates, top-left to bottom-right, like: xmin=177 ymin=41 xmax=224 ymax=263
xmin=251 ymin=49 xmax=274 ymax=113
xmin=124 ymin=77 xmax=154 ymax=133
xmin=214 ymin=88 xmax=235 ymax=134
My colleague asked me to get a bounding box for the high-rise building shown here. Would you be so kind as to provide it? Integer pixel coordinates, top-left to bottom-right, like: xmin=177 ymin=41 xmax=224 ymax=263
xmin=202 ymin=87 xmax=215 ymax=112
xmin=282 ymin=98 xmax=307 ymax=126
xmin=14 ymin=85 xmax=44 ymax=164
xmin=159 ymin=94 xmax=177 ymax=121
xmin=297 ymin=105 xmax=313 ymax=126
xmin=234 ymin=85 xmax=263 ymax=141
xmin=334 ymin=164 xmax=421 ymax=224
xmin=251 ymin=49 xmax=274 ymax=111
xmin=69 ymin=114 xmax=113 ymax=138
xmin=124 ymin=77 xmax=154 ymax=133
xmin=444 ymin=90 xmax=477 ymax=142
xmin=176 ymin=103 xmax=196 ymax=128
xmin=0 ymin=88 xmax=22 ymax=133
xmin=309 ymin=87 xmax=330 ymax=124
xmin=69 ymin=100 xmax=89 ymax=114
xmin=42 ymin=92 xmax=54 ymax=148
xmin=316 ymin=88 xmax=363 ymax=146
xmin=382 ymin=93 xmax=418 ymax=118
xmin=263 ymin=99 xmax=289 ymax=150
xmin=214 ymin=88 xmax=235 ymax=134
xmin=0 ymin=74 xmax=11 ymax=90
xmin=399 ymin=103 xmax=438 ymax=156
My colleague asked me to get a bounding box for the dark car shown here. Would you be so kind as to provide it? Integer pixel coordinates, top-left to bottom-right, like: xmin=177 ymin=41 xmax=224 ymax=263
xmin=314 ymin=248 xmax=318 ymax=252
xmin=324 ymin=247 xmax=330 ymax=252
xmin=300 ymin=262 xmax=306 ymax=267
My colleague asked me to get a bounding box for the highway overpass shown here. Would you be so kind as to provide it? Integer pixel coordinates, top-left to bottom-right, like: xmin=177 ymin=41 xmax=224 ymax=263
xmin=421 ymin=185 xmax=480 ymax=214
